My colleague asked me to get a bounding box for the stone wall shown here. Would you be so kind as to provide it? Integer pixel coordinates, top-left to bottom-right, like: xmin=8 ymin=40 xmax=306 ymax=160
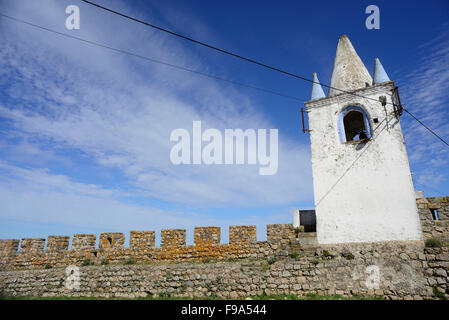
xmin=0 ymin=224 xmax=300 ymax=270
xmin=99 ymin=233 xmax=125 ymax=250
xmin=0 ymin=241 xmax=436 ymax=300
xmin=194 ymin=227 xmax=220 ymax=246
xmin=129 ymin=231 xmax=155 ymax=249
xmin=1 ymin=197 xmax=449 ymax=299
xmin=423 ymin=246 xmax=449 ymax=297
xmin=417 ymin=196 xmax=449 ymax=240
xmin=229 ymin=226 xmax=257 ymax=244
xmin=47 ymin=236 xmax=70 ymax=253
xmin=71 ymin=234 xmax=96 ymax=251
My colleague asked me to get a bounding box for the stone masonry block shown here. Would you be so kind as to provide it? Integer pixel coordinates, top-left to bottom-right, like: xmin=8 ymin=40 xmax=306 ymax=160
xmin=71 ymin=234 xmax=96 ymax=251
xmin=46 ymin=236 xmax=70 ymax=253
xmin=267 ymin=224 xmax=296 ymax=243
xmin=0 ymin=239 xmax=20 ymax=257
xmin=130 ymin=231 xmax=155 ymax=249
xmin=229 ymin=226 xmax=257 ymax=244
xmin=194 ymin=227 xmax=221 ymax=246
xmin=161 ymin=229 xmax=186 ymax=249
xmin=99 ymin=233 xmax=125 ymax=249
xmin=20 ymin=238 xmax=45 ymax=254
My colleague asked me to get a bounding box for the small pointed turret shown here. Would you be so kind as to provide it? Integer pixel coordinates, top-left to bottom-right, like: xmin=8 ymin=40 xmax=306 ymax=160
xmin=373 ymin=58 xmax=390 ymax=84
xmin=328 ymin=35 xmax=372 ymax=96
xmin=310 ymin=72 xmax=326 ymax=100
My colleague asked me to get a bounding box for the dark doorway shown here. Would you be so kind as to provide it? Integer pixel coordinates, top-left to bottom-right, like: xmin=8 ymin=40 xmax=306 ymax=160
xmin=299 ymin=210 xmax=316 ymax=232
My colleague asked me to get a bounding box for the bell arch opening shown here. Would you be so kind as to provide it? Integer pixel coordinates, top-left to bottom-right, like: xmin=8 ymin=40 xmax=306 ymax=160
xmin=338 ymin=106 xmax=372 ymax=143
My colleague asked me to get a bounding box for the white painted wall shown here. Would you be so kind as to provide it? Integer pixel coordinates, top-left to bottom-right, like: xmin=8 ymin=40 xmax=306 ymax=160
xmin=305 ymin=82 xmax=422 ymax=244
xmin=293 ymin=210 xmax=300 ymax=228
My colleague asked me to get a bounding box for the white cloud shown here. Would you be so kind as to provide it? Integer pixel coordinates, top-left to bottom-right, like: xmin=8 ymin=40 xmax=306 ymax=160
xmin=399 ymin=24 xmax=449 ymax=191
xmin=0 ymin=161 xmax=294 ymax=242
xmin=0 ymin=0 xmax=312 ymax=236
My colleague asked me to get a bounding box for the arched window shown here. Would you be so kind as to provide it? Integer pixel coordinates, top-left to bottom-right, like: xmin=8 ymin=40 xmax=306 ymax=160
xmin=338 ymin=106 xmax=372 ymax=143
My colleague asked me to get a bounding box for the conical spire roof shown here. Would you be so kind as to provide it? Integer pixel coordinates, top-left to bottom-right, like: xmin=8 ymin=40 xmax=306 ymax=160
xmin=373 ymin=57 xmax=390 ymax=84
xmin=328 ymin=35 xmax=372 ymax=96
xmin=310 ymin=72 xmax=326 ymax=100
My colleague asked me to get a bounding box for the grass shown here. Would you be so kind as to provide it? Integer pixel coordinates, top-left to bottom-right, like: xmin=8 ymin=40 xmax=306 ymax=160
xmin=425 ymin=237 xmax=443 ymax=248
xmin=0 ymin=292 xmax=387 ymax=300
xmin=124 ymin=258 xmax=136 ymax=265
xmin=345 ymin=253 xmax=355 ymax=260
xmin=433 ymin=286 xmax=447 ymax=300
xmin=261 ymin=263 xmax=270 ymax=272
xmin=267 ymin=256 xmax=277 ymax=265
xmin=81 ymin=259 xmax=93 ymax=266
xmin=289 ymin=252 xmax=300 ymax=259
xmin=202 ymin=258 xmax=211 ymax=264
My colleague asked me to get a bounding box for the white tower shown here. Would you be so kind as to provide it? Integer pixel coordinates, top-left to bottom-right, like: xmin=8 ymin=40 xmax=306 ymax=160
xmin=304 ymin=35 xmax=422 ymax=244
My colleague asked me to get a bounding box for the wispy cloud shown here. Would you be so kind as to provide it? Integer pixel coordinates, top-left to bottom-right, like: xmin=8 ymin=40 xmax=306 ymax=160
xmin=399 ymin=23 xmax=449 ymax=194
xmin=0 ymin=0 xmax=312 ymax=237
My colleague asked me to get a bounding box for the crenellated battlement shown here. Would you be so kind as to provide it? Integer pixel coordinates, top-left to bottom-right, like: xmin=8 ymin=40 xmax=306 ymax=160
xmin=99 ymin=233 xmax=125 ymax=250
xmin=19 ymin=238 xmax=46 ymax=255
xmin=0 ymin=224 xmax=300 ymax=270
xmin=47 ymin=236 xmax=70 ymax=253
xmin=1 ymin=197 xmax=448 ymax=271
xmin=129 ymin=230 xmax=155 ymax=249
xmin=194 ymin=227 xmax=220 ymax=246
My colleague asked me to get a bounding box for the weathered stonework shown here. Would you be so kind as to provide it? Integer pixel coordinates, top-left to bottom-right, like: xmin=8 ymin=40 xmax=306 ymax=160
xmin=0 ymin=241 xmax=436 ymax=300
xmin=267 ymin=224 xmax=296 ymax=245
xmin=129 ymin=231 xmax=155 ymax=250
xmin=194 ymin=227 xmax=220 ymax=246
xmin=417 ymin=196 xmax=449 ymax=240
xmin=161 ymin=229 xmax=186 ymax=249
xmin=229 ymin=226 xmax=256 ymax=244
xmin=0 ymin=240 xmax=19 ymax=267
xmin=19 ymin=238 xmax=45 ymax=255
xmin=71 ymin=234 xmax=96 ymax=252
xmin=99 ymin=233 xmax=125 ymax=250
xmin=46 ymin=236 xmax=70 ymax=253
xmin=0 ymin=197 xmax=448 ymax=299
xmin=423 ymin=246 xmax=449 ymax=297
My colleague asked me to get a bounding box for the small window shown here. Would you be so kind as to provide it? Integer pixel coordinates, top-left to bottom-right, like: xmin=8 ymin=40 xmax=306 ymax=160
xmin=338 ymin=106 xmax=372 ymax=143
xmin=430 ymin=209 xmax=439 ymax=221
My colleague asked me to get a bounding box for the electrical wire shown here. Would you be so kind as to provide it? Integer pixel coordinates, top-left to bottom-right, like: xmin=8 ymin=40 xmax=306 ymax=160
xmin=0 ymin=12 xmax=301 ymax=102
xmin=1 ymin=10 xmax=449 ymax=149
xmin=79 ymin=0 xmax=449 ymax=148
xmin=403 ymin=109 xmax=449 ymax=148
xmin=79 ymin=0 xmax=398 ymax=105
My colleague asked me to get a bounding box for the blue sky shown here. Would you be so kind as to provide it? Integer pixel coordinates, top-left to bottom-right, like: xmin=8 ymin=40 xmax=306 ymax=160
xmin=0 ymin=0 xmax=448 ymax=244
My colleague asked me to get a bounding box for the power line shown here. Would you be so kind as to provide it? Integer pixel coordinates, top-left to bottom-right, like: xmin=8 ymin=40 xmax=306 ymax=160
xmin=1 ymin=10 xmax=449 ymax=149
xmin=0 ymin=13 xmax=301 ymax=102
xmin=78 ymin=0 xmax=398 ymax=106
xmin=79 ymin=0 xmax=449 ymax=148
xmin=402 ymin=108 xmax=449 ymax=148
